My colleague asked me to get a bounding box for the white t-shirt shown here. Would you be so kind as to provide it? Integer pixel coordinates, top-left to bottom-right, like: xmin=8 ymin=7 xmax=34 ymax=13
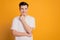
xmin=11 ymin=15 xmax=35 ymax=40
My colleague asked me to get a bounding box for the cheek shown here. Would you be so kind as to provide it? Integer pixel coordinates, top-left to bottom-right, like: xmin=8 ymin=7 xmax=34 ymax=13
xmin=20 ymin=9 xmax=24 ymax=12
xmin=25 ymin=9 xmax=28 ymax=12
xmin=22 ymin=10 xmax=27 ymax=12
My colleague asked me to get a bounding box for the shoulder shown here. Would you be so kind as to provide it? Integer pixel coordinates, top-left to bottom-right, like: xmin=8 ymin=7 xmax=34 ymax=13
xmin=12 ymin=16 xmax=19 ymax=21
xmin=27 ymin=15 xmax=35 ymax=21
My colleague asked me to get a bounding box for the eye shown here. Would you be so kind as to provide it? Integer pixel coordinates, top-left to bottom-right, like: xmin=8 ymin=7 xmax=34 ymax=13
xmin=25 ymin=8 xmax=27 ymax=10
xmin=21 ymin=8 xmax=24 ymax=10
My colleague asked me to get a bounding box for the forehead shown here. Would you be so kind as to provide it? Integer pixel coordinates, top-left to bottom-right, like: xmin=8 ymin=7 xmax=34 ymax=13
xmin=20 ymin=5 xmax=28 ymax=8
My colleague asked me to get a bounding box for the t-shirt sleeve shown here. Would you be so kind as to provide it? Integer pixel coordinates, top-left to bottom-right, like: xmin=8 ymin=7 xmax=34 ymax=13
xmin=11 ymin=18 xmax=18 ymax=31
xmin=28 ymin=17 xmax=35 ymax=29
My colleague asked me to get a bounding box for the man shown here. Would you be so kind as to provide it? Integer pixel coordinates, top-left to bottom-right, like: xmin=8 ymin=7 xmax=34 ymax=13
xmin=11 ymin=2 xmax=35 ymax=40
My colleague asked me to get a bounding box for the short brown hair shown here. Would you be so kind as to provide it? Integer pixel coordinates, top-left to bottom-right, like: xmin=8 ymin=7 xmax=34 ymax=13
xmin=19 ymin=2 xmax=29 ymax=7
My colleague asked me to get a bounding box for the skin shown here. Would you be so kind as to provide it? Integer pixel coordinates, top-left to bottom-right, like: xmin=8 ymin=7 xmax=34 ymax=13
xmin=12 ymin=5 xmax=33 ymax=37
xmin=20 ymin=5 xmax=28 ymax=16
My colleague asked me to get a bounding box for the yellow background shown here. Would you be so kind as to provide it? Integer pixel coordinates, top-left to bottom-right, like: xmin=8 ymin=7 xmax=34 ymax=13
xmin=0 ymin=0 xmax=60 ymax=40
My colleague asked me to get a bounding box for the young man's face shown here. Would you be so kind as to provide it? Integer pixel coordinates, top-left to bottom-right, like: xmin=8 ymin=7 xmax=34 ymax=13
xmin=20 ymin=5 xmax=28 ymax=16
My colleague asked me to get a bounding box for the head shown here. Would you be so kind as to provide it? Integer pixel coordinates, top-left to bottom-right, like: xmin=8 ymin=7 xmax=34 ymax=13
xmin=19 ymin=2 xmax=29 ymax=16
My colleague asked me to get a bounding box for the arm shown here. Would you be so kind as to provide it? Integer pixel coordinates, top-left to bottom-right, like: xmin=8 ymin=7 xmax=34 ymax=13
xmin=19 ymin=16 xmax=33 ymax=34
xmin=11 ymin=30 xmax=32 ymax=37
xmin=11 ymin=18 xmax=32 ymax=37
xmin=21 ymin=20 xmax=32 ymax=34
